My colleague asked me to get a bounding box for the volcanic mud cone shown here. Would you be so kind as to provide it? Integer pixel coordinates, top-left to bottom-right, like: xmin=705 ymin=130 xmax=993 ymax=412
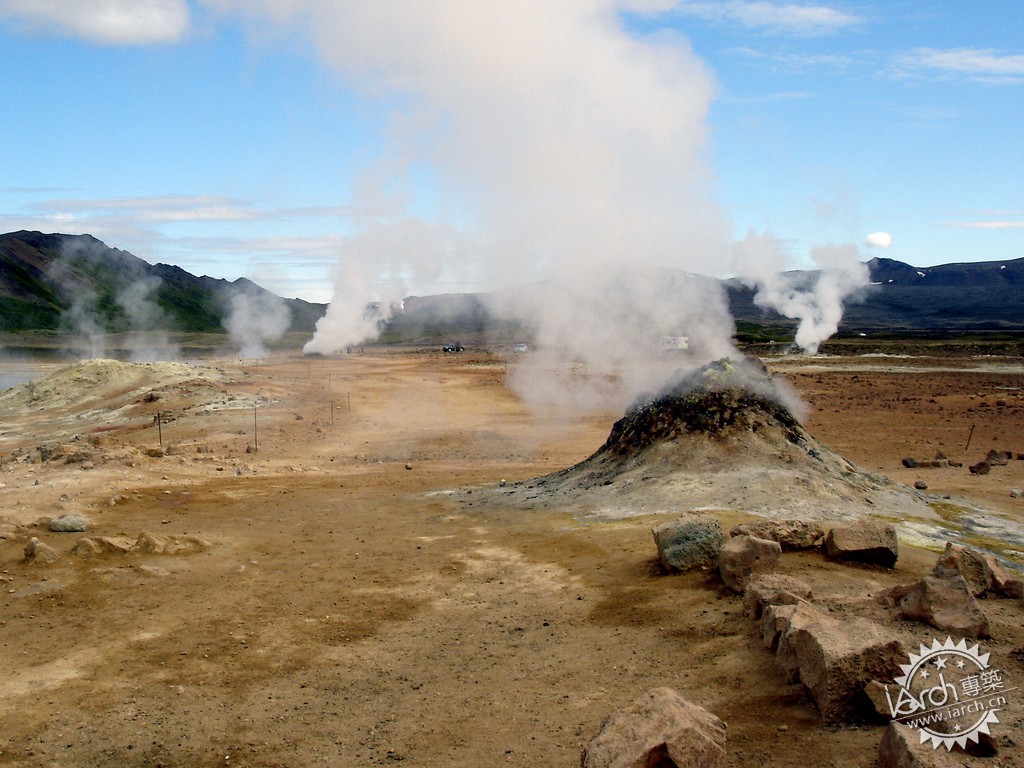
xmin=491 ymin=357 xmax=933 ymax=521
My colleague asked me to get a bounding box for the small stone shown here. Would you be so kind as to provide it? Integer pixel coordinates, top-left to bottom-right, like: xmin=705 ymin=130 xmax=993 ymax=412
xmin=914 ymin=480 xmax=928 ymax=490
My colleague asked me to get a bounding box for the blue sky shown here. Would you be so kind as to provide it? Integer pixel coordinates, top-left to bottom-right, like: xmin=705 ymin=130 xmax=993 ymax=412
xmin=1 ymin=1 xmax=1022 ymax=304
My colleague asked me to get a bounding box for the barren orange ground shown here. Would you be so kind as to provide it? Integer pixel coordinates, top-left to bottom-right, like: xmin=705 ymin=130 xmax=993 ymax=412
xmin=1 ymin=350 xmax=1022 ymax=767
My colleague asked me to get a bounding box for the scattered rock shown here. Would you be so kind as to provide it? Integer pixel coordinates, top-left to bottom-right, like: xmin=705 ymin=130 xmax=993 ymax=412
xmin=913 ymin=480 xmax=928 ymax=490
xmin=145 ymin=447 xmax=165 ymax=458
xmin=908 ymin=459 xmax=948 ymax=469
xmin=774 ymin=604 xmax=905 ymax=723
xmin=968 ymin=461 xmax=990 ymax=476
xmin=49 ymin=513 xmax=88 ymax=533
xmin=932 ymin=542 xmax=1007 ymax=597
xmin=134 ymin=531 xmax=213 ymax=555
xmin=1011 ymin=488 xmax=1023 ymax=499
xmin=718 ymin=535 xmax=781 ymax=592
xmin=862 ymin=680 xmax=893 ymax=722
xmin=879 ymin=722 xmax=961 ymax=768
xmin=581 ymin=687 xmax=727 ymax=768
xmin=744 ymin=573 xmax=813 ymax=621
xmin=23 ymin=537 xmax=60 ymax=564
xmin=824 ymin=521 xmax=899 ymax=568
xmin=74 ymin=536 xmax=138 ymax=558
xmin=878 ymin=573 xmax=990 ymax=638
xmin=1002 ymin=577 xmax=1023 ymax=599
xmin=652 ymin=515 xmax=724 ymax=572
xmin=0 ymin=520 xmax=24 ymax=540
xmin=901 ymin=457 xmax=917 ymax=468
xmin=986 ymin=449 xmax=1012 ymax=466
xmin=71 ymin=531 xmax=215 ymax=558
xmin=729 ymin=519 xmax=824 ymax=551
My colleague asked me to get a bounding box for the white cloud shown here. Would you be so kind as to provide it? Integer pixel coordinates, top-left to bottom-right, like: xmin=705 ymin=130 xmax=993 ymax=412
xmin=23 ymin=194 xmax=352 ymax=225
xmin=944 ymin=220 xmax=1024 ymax=230
xmin=865 ymin=231 xmax=892 ymax=249
xmin=0 ymin=0 xmax=190 ymax=44
xmin=895 ymin=48 xmax=1024 ymax=84
xmin=672 ymin=1 xmax=863 ymax=36
xmin=729 ymin=45 xmax=855 ymax=73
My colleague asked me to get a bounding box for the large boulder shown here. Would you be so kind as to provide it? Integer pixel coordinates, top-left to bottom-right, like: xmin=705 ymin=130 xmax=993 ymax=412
xmin=718 ymin=535 xmax=781 ymax=592
xmin=878 ymin=573 xmax=990 ymax=638
xmin=652 ymin=516 xmax=724 ymax=572
xmin=824 ymin=521 xmax=899 ymax=568
xmin=581 ymin=687 xmax=727 ymax=768
xmin=730 ymin=519 xmax=824 ymax=551
xmin=774 ymin=604 xmax=905 ymax=722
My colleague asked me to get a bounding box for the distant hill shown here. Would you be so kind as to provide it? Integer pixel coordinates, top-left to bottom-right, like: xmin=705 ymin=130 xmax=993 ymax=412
xmin=0 ymin=231 xmax=325 ymax=334
xmin=2 ymin=230 xmax=1022 ymax=343
xmin=726 ymin=256 xmax=1024 ymax=338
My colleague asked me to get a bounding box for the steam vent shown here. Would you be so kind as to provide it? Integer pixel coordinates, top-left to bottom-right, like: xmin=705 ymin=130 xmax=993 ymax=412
xmin=599 ymin=357 xmax=802 ymax=459
xmin=491 ymin=357 xmax=934 ymax=521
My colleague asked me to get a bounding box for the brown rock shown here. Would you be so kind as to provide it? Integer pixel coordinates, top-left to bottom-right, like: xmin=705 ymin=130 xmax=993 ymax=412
xmin=775 ymin=605 xmax=905 ymax=722
xmin=1002 ymin=577 xmax=1023 ymax=599
xmin=134 ymin=531 xmax=170 ymax=554
xmin=730 ymin=519 xmax=824 ymax=551
xmin=581 ymin=687 xmax=727 ymax=768
xmin=879 ymin=722 xmax=961 ymax=768
xmin=824 ymin=522 xmax=899 ymax=568
xmin=863 ymin=680 xmax=893 ymax=722
xmin=718 ymin=535 xmax=781 ymax=592
xmin=23 ymin=536 xmax=60 ymax=564
xmin=933 ymin=542 xmax=1007 ymax=597
xmin=968 ymin=461 xmax=990 ymax=475
xmin=744 ymin=573 xmax=813 ymax=620
xmin=880 ymin=573 xmax=990 ymax=638
xmin=985 ymin=449 xmax=1011 ymax=466
xmin=73 ymin=536 xmax=134 ymax=557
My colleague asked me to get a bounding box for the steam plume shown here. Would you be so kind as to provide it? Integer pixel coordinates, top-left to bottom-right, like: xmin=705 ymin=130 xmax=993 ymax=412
xmin=116 ymin=275 xmax=178 ymax=361
xmin=217 ymin=2 xmax=867 ymax=400
xmin=733 ymin=231 xmax=868 ymax=354
xmin=223 ymin=285 xmax=291 ymax=359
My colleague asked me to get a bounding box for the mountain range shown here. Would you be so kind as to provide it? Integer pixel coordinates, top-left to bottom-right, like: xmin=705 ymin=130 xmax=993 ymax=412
xmin=1 ymin=230 xmax=1022 ymax=343
xmin=0 ymin=230 xmax=324 ymax=335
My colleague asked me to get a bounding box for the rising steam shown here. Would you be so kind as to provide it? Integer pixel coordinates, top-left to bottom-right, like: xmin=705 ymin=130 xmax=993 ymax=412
xmin=223 ymin=285 xmax=291 ymax=359
xmin=216 ymin=1 xmax=867 ymax=404
xmin=733 ymin=232 xmax=868 ymax=354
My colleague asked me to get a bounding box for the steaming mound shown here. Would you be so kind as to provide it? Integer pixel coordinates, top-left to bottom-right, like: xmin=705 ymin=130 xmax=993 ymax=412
xmin=490 ymin=358 xmax=935 ymax=522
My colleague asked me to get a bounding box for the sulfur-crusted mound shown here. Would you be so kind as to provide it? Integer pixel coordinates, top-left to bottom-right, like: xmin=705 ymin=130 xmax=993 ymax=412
xmin=486 ymin=357 xmax=935 ymax=522
xmin=597 ymin=357 xmax=802 ymax=458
